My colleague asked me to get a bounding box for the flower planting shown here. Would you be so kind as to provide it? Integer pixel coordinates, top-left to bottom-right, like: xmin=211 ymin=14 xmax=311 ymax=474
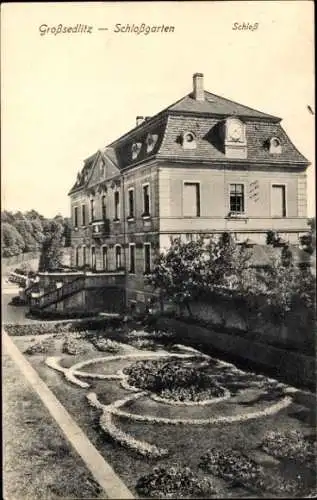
xmin=62 ymin=335 xmax=90 ymax=355
xmin=261 ymin=430 xmax=317 ymax=463
xmin=199 ymin=447 xmax=307 ymax=496
xmin=23 ymin=337 xmax=55 ymax=355
xmin=124 ymin=358 xmax=226 ymax=402
xmin=199 ymin=448 xmax=264 ymax=487
xmin=90 ymin=337 xmax=124 ymax=353
xmin=136 ymin=466 xmax=219 ymax=499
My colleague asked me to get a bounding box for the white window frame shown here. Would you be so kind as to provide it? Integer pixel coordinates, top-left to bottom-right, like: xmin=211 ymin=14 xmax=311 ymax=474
xmin=228 ymin=182 xmax=247 ymax=215
xmin=129 ymin=243 xmax=136 ymax=274
xmin=270 ymin=182 xmax=287 ymax=218
xmin=143 ymin=242 xmax=151 ymax=274
xmin=182 ymin=180 xmax=201 ymax=217
xmin=127 ymin=187 xmax=135 ymax=219
xmin=115 ymin=244 xmax=122 ymax=270
xmin=142 ymin=182 xmax=151 ymax=217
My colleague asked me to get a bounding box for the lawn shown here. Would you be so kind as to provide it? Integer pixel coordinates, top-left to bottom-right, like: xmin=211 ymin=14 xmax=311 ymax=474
xmin=3 ymin=351 xmax=105 ymax=499
xmin=8 ymin=324 xmax=317 ymax=499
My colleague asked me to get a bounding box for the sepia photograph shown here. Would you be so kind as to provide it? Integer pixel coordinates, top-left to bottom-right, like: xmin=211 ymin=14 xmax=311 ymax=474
xmin=1 ymin=1 xmax=316 ymax=498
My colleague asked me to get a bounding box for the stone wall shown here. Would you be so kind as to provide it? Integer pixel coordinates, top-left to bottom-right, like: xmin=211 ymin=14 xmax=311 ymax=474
xmin=155 ymin=316 xmax=316 ymax=390
xmin=175 ymin=295 xmax=315 ymax=355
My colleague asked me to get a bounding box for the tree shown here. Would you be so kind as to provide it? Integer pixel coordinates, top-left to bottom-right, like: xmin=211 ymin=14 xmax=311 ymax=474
xmin=13 ymin=220 xmax=39 ymax=252
xmin=38 ymin=221 xmax=64 ymax=271
xmin=146 ymin=233 xmax=252 ymax=313
xmin=1 ymin=222 xmax=26 ymax=256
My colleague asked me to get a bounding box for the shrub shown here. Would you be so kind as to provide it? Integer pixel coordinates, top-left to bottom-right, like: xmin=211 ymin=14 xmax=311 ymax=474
xmin=136 ymin=466 xmax=218 ymax=498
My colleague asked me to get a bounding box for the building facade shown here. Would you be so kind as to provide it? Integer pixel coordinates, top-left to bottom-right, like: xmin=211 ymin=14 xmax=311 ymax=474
xmin=68 ymin=73 xmax=309 ymax=309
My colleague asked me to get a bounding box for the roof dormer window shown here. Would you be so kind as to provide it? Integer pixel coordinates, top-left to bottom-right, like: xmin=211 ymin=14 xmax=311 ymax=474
xmin=269 ymin=137 xmax=282 ymax=154
xmin=131 ymin=142 xmax=142 ymax=160
xmin=182 ymin=131 xmax=197 ymax=149
xmin=146 ymin=133 xmax=158 ymax=153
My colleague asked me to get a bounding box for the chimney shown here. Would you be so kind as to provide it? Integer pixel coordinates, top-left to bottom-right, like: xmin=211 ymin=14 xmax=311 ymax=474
xmin=136 ymin=116 xmax=144 ymax=126
xmin=193 ymin=73 xmax=204 ymax=101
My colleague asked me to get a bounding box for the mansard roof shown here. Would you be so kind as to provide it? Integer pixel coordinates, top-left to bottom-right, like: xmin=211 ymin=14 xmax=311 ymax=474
xmin=69 ymin=80 xmax=309 ymax=195
xmin=168 ymin=90 xmax=281 ymax=120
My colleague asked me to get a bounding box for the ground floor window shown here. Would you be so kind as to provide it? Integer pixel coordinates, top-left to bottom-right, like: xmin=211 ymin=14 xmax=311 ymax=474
xmin=75 ymin=247 xmax=79 ymax=267
xmin=144 ymin=243 xmax=151 ymax=274
xmin=102 ymin=246 xmax=108 ymax=270
xmin=91 ymin=247 xmax=96 ymax=270
xmin=82 ymin=246 xmax=87 ymax=266
xmin=129 ymin=244 xmax=136 ymax=274
xmin=115 ymin=245 xmax=122 ymax=270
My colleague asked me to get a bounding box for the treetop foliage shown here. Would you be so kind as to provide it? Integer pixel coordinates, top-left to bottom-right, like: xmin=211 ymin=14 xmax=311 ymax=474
xmin=1 ymin=210 xmax=71 ymax=258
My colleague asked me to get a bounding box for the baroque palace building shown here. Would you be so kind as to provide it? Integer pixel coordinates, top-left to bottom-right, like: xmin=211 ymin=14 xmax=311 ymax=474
xmin=66 ymin=73 xmax=309 ymax=311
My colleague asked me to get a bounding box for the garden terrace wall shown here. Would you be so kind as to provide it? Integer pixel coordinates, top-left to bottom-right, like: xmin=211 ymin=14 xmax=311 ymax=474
xmin=166 ymin=292 xmax=315 ymax=355
xmin=155 ymin=317 xmax=316 ymax=391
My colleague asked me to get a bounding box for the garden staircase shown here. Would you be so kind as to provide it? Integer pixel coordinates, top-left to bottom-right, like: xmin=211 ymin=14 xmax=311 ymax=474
xmin=29 ymin=276 xmax=86 ymax=313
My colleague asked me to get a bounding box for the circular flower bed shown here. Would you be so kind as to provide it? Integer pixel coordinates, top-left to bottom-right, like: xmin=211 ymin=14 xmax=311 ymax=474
xmin=136 ymin=466 xmax=219 ymax=499
xmin=124 ymin=359 xmax=226 ymax=402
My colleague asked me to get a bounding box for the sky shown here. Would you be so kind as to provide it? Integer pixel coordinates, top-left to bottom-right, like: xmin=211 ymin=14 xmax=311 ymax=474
xmin=1 ymin=1 xmax=315 ymax=218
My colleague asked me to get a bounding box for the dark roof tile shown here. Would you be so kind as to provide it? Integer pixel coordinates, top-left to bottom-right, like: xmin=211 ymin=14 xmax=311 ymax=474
xmin=169 ymin=91 xmax=280 ymax=120
xmin=157 ymin=116 xmax=308 ymax=164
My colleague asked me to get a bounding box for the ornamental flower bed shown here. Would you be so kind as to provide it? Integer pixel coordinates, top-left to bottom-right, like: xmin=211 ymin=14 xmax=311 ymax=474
xmin=24 ymin=337 xmax=55 ymax=355
xmin=90 ymin=337 xmax=124 ymax=353
xmin=261 ymin=430 xmax=317 ymax=463
xmin=124 ymin=359 xmax=226 ymax=402
xmin=136 ymin=466 xmax=219 ymax=499
xmin=199 ymin=447 xmax=306 ymax=496
xmin=199 ymin=448 xmax=263 ymax=487
xmin=62 ymin=335 xmax=90 ymax=356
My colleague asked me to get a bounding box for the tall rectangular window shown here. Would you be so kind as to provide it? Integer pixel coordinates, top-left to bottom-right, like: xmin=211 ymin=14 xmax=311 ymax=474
xmin=271 ymin=185 xmax=286 ymax=217
xmin=101 ymin=195 xmax=106 ymax=219
xmin=129 ymin=244 xmax=136 ymax=274
xmin=183 ymin=182 xmax=200 ymax=217
xmin=230 ymin=184 xmax=245 ymax=214
xmin=144 ymin=243 xmax=151 ymax=274
xmin=74 ymin=207 xmax=79 ymax=227
xmin=82 ymin=246 xmax=86 ymax=266
xmin=91 ymin=247 xmax=96 ymax=270
xmin=142 ymin=184 xmax=150 ymax=216
xmin=115 ymin=245 xmax=122 ymax=270
xmin=82 ymin=205 xmax=86 ymax=226
xmin=102 ymin=246 xmax=108 ymax=270
xmin=90 ymin=199 xmax=95 ymax=221
xmin=128 ymin=189 xmax=135 ymax=218
xmin=75 ymin=247 xmax=79 ymax=267
xmin=114 ymin=191 xmax=120 ymax=220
